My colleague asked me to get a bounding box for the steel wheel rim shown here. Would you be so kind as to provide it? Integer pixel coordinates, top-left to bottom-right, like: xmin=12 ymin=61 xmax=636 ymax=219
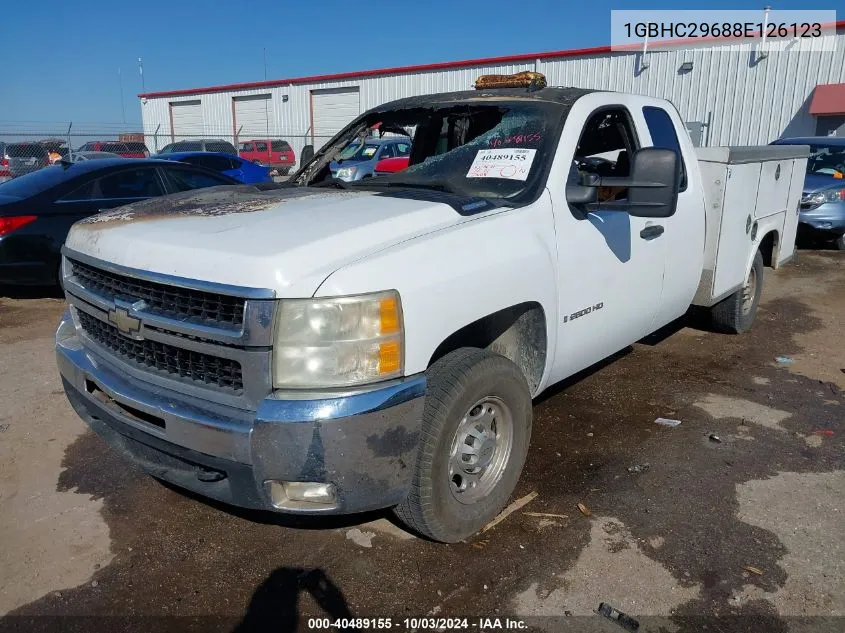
xmin=741 ymin=266 xmax=758 ymax=315
xmin=448 ymin=396 xmax=514 ymax=504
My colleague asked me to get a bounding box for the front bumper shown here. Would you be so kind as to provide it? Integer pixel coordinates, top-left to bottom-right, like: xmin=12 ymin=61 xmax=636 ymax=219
xmin=56 ymin=311 xmax=425 ymax=515
xmin=799 ymin=202 xmax=845 ymax=235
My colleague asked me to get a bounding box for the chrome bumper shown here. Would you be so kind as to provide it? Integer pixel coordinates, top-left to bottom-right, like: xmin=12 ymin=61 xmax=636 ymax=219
xmin=56 ymin=311 xmax=426 ymax=514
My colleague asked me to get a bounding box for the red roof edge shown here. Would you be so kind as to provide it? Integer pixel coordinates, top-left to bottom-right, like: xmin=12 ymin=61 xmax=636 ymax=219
xmin=139 ymin=20 xmax=845 ymax=100
xmin=809 ymin=83 xmax=845 ymax=115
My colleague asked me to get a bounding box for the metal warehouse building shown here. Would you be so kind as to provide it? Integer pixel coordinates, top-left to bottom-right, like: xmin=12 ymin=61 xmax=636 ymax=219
xmin=139 ymin=22 xmax=845 ymax=161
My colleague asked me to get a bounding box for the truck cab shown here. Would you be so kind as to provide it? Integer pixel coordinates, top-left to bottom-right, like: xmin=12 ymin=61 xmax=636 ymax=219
xmin=56 ymin=74 xmax=805 ymax=542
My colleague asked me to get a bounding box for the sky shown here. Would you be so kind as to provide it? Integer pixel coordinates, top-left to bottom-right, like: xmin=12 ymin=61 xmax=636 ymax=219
xmin=1 ymin=0 xmax=836 ymax=132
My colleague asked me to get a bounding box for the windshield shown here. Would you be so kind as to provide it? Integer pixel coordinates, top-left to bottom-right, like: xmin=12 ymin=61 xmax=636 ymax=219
xmin=354 ymin=104 xmax=557 ymax=201
xmin=7 ymin=143 xmax=47 ymax=158
xmin=0 ymin=165 xmax=66 ymax=198
xmin=338 ymin=143 xmax=380 ymax=162
xmin=169 ymin=142 xmax=202 ymax=152
xmin=804 ymin=144 xmax=845 ymax=176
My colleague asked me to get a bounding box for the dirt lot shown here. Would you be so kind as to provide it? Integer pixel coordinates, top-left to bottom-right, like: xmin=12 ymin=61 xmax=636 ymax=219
xmin=0 ymin=252 xmax=843 ymax=633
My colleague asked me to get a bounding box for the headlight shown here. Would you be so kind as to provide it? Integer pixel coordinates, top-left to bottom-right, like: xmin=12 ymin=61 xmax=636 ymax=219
xmin=805 ymin=192 xmax=826 ymax=206
xmin=823 ymin=188 xmax=845 ymax=203
xmin=273 ymin=290 xmax=403 ymax=388
xmin=336 ymin=166 xmax=358 ymax=181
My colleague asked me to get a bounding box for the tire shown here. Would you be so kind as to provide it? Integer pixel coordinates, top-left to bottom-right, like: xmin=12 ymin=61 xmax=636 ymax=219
xmin=709 ymin=249 xmax=764 ymax=334
xmin=393 ymin=348 xmax=532 ymax=543
xmin=834 ymin=234 xmax=845 ymax=251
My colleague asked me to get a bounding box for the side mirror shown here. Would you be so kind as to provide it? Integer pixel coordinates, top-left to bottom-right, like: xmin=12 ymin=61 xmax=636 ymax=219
xmin=623 ymin=147 xmax=681 ymax=218
xmin=565 ymin=148 xmax=681 ymax=218
xmin=565 ymin=172 xmax=600 ymax=204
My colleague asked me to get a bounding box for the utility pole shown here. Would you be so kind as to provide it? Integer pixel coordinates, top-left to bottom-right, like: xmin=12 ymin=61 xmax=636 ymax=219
xmin=138 ymin=57 xmax=145 ymax=93
xmin=119 ymin=68 xmax=126 ymax=124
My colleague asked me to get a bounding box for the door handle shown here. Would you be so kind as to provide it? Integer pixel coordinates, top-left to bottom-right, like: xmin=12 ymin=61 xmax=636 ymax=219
xmin=640 ymin=224 xmax=665 ymax=240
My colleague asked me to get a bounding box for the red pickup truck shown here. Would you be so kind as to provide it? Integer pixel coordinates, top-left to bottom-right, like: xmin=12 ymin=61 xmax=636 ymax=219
xmin=238 ymin=139 xmax=296 ymax=175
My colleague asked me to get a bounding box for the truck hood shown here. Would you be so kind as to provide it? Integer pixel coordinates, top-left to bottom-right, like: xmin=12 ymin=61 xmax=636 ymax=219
xmin=65 ymin=185 xmax=465 ymax=297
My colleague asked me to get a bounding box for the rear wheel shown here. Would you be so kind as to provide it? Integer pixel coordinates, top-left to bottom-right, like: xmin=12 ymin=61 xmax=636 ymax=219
xmin=834 ymin=234 xmax=845 ymax=251
xmin=709 ymin=249 xmax=764 ymax=334
xmin=394 ymin=348 xmax=532 ymax=543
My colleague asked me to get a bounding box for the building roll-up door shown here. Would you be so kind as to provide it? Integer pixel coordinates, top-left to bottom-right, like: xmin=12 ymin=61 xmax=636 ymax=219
xmin=169 ymin=100 xmax=203 ymax=142
xmin=233 ymin=94 xmax=273 ymax=143
xmin=311 ymin=88 xmax=360 ymax=149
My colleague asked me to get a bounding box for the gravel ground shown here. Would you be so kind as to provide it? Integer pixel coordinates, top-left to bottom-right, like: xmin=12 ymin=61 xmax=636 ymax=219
xmin=0 ymin=251 xmax=842 ymax=633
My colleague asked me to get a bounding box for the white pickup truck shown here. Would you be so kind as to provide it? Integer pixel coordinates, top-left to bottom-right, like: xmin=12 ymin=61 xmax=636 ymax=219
xmin=56 ymin=75 xmax=807 ymax=542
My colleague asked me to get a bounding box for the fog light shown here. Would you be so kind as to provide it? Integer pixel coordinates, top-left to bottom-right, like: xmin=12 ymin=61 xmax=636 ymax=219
xmin=265 ymin=480 xmax=337 ymax=509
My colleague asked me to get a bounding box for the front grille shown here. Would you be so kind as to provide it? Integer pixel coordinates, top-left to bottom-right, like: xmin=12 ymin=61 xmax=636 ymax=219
xmin=78 ymin=311 xmax=243 ymax=393
xmin=69 ymin=259 xmax=245 ymax=328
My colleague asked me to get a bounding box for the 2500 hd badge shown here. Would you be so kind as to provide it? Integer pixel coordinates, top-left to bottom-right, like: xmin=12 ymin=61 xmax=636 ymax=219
xmin=563 ymin=302 xmax=605 ymax=324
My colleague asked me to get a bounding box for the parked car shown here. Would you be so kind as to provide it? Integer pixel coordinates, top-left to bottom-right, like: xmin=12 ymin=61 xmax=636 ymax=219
xmin=39 ymin=139 xmax=70 ymax=164
xmin=0 ymin=158 xmax=238 ymax=286
xmin=123 ymin=141 xmax=150 ymax=158
xmin=55 ymin=73 xmax=807 ymax=542
xmin=238 ymin=140 xmax=296 ymax=175
xmin=329 ymin=137 xmax=412 ymax=181
xmin=68 ymin=151 xmax=123 ymax=162
xmin=771 ymin=136 xmax=845 ymax=249
xmin=158 ymin=152 xmax=272 ymax=184
xmin=0 ymin=143 xmax=10 ymax=183
xmin=157 ymin=139 xmax=238 ymax=155
xmin=373 ymin=156 xmax=410 ymax=176
xmin=4 ymin=142 xmax=50 ymax=178
xmin=77 ymin=141 xmax=145 ymax=159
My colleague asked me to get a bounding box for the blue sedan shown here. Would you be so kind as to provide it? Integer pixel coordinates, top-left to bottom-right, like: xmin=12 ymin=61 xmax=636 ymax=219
xmin=156 ymin=151 xmax=272 ymax=184
xmin=771 ymin=136 xmax=845 ymax=250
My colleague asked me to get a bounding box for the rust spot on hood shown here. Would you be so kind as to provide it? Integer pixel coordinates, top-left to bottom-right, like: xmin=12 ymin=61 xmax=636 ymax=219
xmin=76 ymin=185 xmax=372 ymax=228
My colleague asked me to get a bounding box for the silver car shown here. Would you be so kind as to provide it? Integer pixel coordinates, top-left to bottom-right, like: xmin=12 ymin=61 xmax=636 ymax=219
xmin=5 ymin=142 xmax=50 ymax=178
xmin=329 ymin=137 xmax=412 ymax=181
xmin=69 ymin=151 xmax=123 ymax=162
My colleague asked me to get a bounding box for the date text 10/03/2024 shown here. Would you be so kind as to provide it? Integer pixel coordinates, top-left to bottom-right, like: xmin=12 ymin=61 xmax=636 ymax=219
xmin=307 ymin=617 xmax=528 ymax=630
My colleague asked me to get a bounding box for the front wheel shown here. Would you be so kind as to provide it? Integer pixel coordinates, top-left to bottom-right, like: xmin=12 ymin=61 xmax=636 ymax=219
xmin=394 ymin=348 xmax=532 ymax=543
xmin=708 ymin=249 xmax=764 ymax=334
xmin=834 ymin=234 xmax=845 ymax=251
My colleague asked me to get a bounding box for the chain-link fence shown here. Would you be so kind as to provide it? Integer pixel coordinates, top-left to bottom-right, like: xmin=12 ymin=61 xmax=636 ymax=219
xmin=0 ymin=127 xmax=342 ymax=183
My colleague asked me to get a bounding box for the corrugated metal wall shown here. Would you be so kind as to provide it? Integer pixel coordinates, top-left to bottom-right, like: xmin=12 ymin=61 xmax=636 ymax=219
xmin=141 ymin=30 xmax=845 ymax=158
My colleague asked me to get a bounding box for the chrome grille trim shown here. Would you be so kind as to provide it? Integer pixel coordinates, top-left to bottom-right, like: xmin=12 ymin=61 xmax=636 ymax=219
xmin=77 ymin=310 xmax=245 ymax=393
xmin=62 ymin=247 xmax=275 ymax=299
xmin=70 ymin=257 xmax=247 ymax=327
xmin=61 ymin=247 xmax=276 ymax=348
xmin=62 ymin=249 xmax=276 ymax=410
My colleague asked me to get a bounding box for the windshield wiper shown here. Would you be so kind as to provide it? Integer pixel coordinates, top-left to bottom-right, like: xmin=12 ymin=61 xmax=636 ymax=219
xmin=311 ymin=178 xmax=351 ymax=190
xmin=381 ymin=180 xmax=456 ymax=194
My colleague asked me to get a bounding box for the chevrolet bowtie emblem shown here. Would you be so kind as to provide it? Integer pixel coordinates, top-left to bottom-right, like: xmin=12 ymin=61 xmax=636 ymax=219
xmin=108 ymin=307 xmax=142 ymax=337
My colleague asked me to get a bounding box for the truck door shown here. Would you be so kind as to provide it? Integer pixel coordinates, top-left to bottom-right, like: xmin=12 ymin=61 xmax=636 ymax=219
xmin=639 ymin=105 xmax=705 ymax=327
xmin=547 ymin=99 xmax=667 ymax=381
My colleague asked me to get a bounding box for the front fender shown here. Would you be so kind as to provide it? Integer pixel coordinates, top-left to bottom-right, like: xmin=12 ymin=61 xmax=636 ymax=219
xmin=314 ymin=197 xmax=559 ymax=391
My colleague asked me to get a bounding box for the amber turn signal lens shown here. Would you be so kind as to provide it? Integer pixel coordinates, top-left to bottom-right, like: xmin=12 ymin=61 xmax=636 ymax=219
xmin=378 ymin=340 xmax=401 ymax=374
xmin=379 ymin=297 xmax=400 ymax=334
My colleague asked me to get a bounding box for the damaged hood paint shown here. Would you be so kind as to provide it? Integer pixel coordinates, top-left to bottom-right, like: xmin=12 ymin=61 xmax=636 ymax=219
xmin=65 ymin=185 xmax=465 ymax=297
